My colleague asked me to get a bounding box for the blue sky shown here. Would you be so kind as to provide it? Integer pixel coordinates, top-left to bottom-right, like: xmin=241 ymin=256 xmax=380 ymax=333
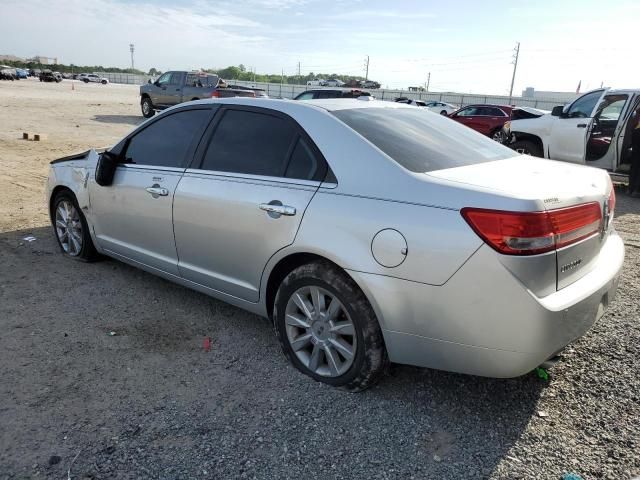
xmin=2 ymin=0 xmax=638 ymax=94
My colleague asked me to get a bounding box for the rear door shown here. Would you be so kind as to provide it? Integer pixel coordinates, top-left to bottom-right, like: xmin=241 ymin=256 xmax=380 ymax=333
xmin=548 ymin=89 xmax=606 ymax=163
xmin=173 ymin=106 xmax=328 ymax=302
xmin=89 ymin=107 xmax=213 ymax=274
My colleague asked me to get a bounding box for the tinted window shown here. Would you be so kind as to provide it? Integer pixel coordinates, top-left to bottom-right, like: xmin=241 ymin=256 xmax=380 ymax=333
xmin=285 ymin=137 xmax=321 ymax=180
xmin=567 ymin=90 xmax=603 ymax=118
xmin=485 ymin=107 xmax=507 ymax=116
xmin=201 ymin=109 xmax=296 ymax=176
xmin=124 ymin=109 xmax=210 ymax=168
xmin=296 ymin=92 xmax=315 ymax=100
xmin=317 ymin=90 xmax=339 ymax=99
xmin=333 ymin=107 xmax=515 ymax=173
xmin=456 ymin=107 xmax=479 ymax=117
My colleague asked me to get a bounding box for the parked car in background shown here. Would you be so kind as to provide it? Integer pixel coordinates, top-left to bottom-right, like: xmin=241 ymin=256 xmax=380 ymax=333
xmin=15 ymin=68 xmax=29 ymax=79
xmin=29 ymin=68 xmax=41 ymax=77
xmin=229 ymin=84 xmax=268 ymax=98
xmin=504 ymin=88 xmax=640 ymax=175
xmin=395 ymin=98 xmax=458 ymax=115
xmin=307 ymin=79 xmax=327 ymax=87
xmin=39 ymin=70 xmax=62 ymax=83
xmin=0 ymin=67 xmax=17 ymax=80
xmin=362 ymin=80 xmax=381 ymax=89
xmin=139 ymin=70 xmax=256 ymax=118
xmin=78 ymin=73 xmax=109 ymax=84
xmin=294 ymin=88 xmax=371 ymax=100
xmin=449 ymin=104 xmax=514 ymax=141
xmin=47 ymin=98 xmax=623 ymax=390
xmin=325 ymin=78 xmax=345 ymax=87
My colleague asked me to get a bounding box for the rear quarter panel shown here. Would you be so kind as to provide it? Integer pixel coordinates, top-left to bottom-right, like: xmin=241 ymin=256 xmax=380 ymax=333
xmin=288 ymin=190 xmax=483 ymax=287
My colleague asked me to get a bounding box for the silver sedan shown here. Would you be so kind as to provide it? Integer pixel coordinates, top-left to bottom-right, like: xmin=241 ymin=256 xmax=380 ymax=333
xmin=46 ymin=98 xmax=624 ymax=391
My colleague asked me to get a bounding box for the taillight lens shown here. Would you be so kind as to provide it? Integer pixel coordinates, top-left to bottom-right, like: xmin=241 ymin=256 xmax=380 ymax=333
xmin=211 ymin=90 xmax=220 ymax=98
xmin=608 ymin=187 xmax=616 ymax=216
xmin=461 ymin=202 xmax=602 ymax=255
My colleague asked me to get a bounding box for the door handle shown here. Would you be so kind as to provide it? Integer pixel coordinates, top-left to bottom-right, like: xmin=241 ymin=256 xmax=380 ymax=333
xmin=259 ymin=203 xmax=296 ymax=216
xmin=146 ymin=186 xmax=169 ymax=197
xmin=577 ymin=123 xmax=588 ymax=128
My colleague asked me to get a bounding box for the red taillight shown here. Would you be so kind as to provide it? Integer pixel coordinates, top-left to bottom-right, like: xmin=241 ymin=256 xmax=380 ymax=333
xmin=461 ymin=202 xmax=602 ymax=255
xmin=211 ymin=90 xmax=220 ymax=98
xmin=608 ymin=187 xmax=616 ymax=215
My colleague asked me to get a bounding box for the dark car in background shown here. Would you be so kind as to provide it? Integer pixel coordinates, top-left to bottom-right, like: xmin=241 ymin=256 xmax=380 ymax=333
xmin=39 ymin=70 xmax=62 ymax=83
xmin=294 ymin=88 xmax=371 ymax=100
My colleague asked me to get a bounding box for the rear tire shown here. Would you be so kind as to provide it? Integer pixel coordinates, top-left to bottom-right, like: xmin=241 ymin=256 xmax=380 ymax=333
xmin=101 ymin=80 xmax=107 ymax=85
xmin=141 ymin=97 xmax=155 ymax=118
xmin=274 ymin=261 xmax=388 ymax=391
xmin=51 ymin=191 xmax=99 ymax=262
xmin=440 ymin=110 xmax=448 ymax=115
xmin=511 ymin=139 xmax=543 ymax=157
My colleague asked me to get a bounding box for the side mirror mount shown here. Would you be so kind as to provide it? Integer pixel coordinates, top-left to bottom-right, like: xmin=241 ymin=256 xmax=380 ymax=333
xmin=148 ymin=79 xmax=152 ymax=84
xmin=551 ymin=105 xmax=564 ymax=117
xmin=95 ymin=151 xmax=120 ymax=186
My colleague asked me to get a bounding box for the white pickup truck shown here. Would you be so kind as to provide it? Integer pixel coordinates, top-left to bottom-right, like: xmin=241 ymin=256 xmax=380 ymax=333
xmin=504 ymin=88 xmax=640 ymax=175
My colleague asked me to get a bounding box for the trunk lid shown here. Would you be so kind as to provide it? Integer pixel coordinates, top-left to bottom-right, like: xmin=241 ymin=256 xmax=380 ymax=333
xmin=428 ymin=156 xmax=614 ymax=292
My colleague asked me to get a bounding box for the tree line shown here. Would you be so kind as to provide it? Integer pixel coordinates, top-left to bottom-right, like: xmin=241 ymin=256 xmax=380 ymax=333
xmin=1 ymin=60 xmax=366 ymax=85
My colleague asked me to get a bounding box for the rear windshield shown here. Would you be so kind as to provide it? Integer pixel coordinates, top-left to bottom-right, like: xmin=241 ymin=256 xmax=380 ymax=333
xmin=332 ymin=107 xmax=516 ymax=172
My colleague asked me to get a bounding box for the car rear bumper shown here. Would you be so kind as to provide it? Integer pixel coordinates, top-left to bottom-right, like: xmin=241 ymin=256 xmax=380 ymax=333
xmin=348 ymin=231 xmax=624 ymax=377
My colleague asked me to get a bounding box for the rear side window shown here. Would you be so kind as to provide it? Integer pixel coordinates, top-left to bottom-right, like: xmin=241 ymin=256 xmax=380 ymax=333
xmin=201 ymin=109 xmax=296 ymax=176
xmin=124 ymin=109 xmax=211 ymax=168
xmin=295 ymin=92 xmax=315 ymax=100
xmin=332 ymin=107 xmax=516 ymax=172
xmin=285 ymin=137 xmax=322 ymax=181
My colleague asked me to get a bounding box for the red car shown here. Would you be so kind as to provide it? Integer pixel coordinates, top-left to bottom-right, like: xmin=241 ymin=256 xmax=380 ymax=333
xmin=449 ymin=104 xmax=513 ymax=142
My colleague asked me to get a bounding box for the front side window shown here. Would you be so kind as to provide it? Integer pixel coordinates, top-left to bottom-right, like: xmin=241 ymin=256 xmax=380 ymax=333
xmin=200 ymin=109 xmax=296 ymax=177
xmin=456 ymin=107 xmax=479 ymax=117
xmin=156 ymin=72 xmax=171 ymax=86
xmin=124 ymin=109 xmax=211 ymax=168
xmin=333 ymin=107 xmax=516 ymax=173
xmin=566 ymin=90 xmax=603 ymax=118
xmin=296 ymin=92 xmax=315 ymax=100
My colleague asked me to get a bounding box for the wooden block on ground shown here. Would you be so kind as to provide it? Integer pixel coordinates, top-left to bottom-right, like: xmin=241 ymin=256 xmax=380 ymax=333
xmin=22 ymin=132 xmax=31 ymax=140
xmin=34 ymin=134 xmax=48 ymax=141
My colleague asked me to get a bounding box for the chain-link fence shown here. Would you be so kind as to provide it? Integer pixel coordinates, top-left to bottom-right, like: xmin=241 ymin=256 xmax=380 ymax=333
xmin=95 ymin=73 xmax=577 ymax=110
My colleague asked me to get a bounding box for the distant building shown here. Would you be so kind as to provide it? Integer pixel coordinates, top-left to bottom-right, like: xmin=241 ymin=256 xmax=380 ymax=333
xmin=0 ymin=54 xmax=25 ymax=62
xmin=29 ymin=56 xmax=58 ymax=65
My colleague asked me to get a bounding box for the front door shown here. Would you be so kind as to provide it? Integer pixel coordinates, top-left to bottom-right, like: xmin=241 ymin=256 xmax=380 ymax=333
xmin=173 ymin=106 xmax=328 ymax=302
xmin=586 ymin=93 xmax=630 ymax=170
xmin=548 ymin=89 xmax=605 ymax=163
xmin=89 ymin=107 xmax=213 ymax=275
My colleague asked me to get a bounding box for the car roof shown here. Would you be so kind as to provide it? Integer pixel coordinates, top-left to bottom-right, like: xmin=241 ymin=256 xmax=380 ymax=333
xmin=186 ymin=97 xmax=413 ymax=113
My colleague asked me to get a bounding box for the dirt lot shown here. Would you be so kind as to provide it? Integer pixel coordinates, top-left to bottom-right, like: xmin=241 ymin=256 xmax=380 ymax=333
xmin=0 ymin=79 xmax=639 ymax=479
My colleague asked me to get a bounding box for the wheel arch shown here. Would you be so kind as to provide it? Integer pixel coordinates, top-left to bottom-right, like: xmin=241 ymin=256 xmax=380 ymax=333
xmin=140 ymin=93 xmax=151 ymax=101
xmin=511 ymin=131 xmax=545 ymax=157
xmin=262 ymin=250 xmax=386 ymax=330
xmin=49 ymin=185 xmax=76 ymax=221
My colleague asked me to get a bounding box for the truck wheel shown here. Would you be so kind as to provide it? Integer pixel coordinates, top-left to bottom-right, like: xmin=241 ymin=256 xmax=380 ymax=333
xmin=511 ymin=140 xmax=543 ymax=158
xmin=141 ymin=97 xmax=155 ymax=118
xmin=101 ymin=80 xmax=107 ymax=85
xmin=83 ymin=78 xmax=89 ymax=83
xmin=273 ymin=261 xmax=388 ymax=391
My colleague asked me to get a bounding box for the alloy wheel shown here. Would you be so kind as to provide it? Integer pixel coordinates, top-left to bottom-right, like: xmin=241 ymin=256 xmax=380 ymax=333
xmin=284 ymin=286 xmax=357 ymax=377
xmin=55 ymin=200 xmax=83 ymax=256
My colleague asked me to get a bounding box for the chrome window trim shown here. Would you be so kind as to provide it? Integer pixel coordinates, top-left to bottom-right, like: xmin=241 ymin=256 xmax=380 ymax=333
xmin=183 ymin=168 xmax=323 ymax=188
xmin=118 ymin=164 xmax=186 ymax=174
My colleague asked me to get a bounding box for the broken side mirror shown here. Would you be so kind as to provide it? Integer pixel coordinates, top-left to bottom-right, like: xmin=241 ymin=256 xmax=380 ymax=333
xmin=95 ymin=150 xmax=120 ymax=186
xmin=551 ymin=105 xmax=564 ymax=117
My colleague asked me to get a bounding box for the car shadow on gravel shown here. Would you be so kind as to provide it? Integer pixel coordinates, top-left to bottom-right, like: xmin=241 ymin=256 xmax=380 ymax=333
xmin=0 ymin=225 xmax=547 ymax=479
xmin=92 ymin=114 xmax=144 ymax=126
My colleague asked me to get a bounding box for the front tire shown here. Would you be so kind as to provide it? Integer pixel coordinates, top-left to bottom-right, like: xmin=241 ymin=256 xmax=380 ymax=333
xmin=511 ymin=139 xmax=543 ymax=157
xmin=141 ymin=97 xmax=155 ymax=118
xmin=52 ymin=191 xmax=99 ymax=262
xmin=440 ymin=110 xmax=448 ymax=115
xmin=274 ymin=261 xmax=388 ymax=391
xmin=101 ymin=80 xmax=107 ymax=85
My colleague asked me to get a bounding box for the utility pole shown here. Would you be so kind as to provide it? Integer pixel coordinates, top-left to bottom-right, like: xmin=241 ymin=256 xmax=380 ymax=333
xmin=508 ymin=42 xmax=520 ymax=104
xmin=364 ymin=55 xmax=369 ymax=81
xmin=297 ymin=61 xmax=301 ymax=85
xmin=426 ymin=72 xmax=431 ymax=92
xmin=129 ymin=44 xmax=135 ymax=70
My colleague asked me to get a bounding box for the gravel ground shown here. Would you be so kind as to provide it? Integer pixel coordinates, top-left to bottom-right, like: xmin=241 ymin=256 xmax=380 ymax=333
xmin=0 ymin=80 xmax=639 ymax=479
